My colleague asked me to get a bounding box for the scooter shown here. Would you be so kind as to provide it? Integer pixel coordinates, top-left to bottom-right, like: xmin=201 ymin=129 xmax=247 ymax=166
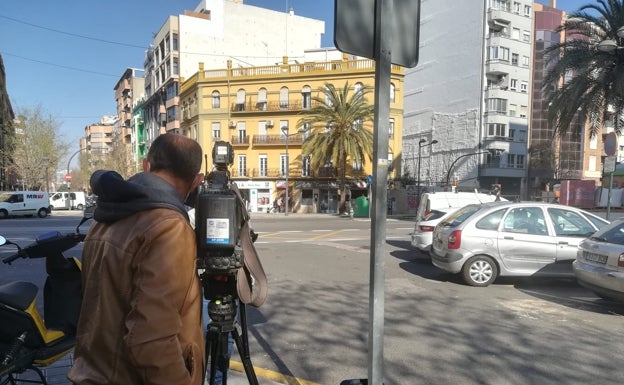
xmin=0 ymin=208 xmax=93 ymax=385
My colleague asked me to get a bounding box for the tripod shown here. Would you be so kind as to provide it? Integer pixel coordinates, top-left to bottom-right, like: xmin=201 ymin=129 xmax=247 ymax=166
xmin=205 ymin=295 xmax=259 ymax=385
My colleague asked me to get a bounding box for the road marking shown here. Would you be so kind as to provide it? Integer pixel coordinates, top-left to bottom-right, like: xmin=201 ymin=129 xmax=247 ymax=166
xmin=307 ymin=229 xmax=345 ymax=240
xmin=230 ymin=360 xmax=321 ymax=385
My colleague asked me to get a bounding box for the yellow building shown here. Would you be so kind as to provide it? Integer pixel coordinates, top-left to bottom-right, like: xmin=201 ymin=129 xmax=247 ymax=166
xmin=179 ymin=54 xmax=404 ymax=214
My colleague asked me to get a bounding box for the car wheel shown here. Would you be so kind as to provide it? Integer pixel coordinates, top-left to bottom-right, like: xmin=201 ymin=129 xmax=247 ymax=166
xmin=0 ymin=209 xmax=8 ymax=219
xmin=37 ymin=208 xmax=48 ymax=218
xmin=461 ymin=255 xmax=498 ymax=287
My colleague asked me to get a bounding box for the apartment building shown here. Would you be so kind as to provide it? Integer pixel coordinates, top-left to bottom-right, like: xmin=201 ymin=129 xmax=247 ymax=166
xmin=113 ymin=68 xmax=145 ymax=159
xmin=136 ymin=0 xmax=324 ymax=167
xmin=83 ymin=116 xmax=116 ymax=167
xmin=403 ymin=0 xmax=534 ymax=198
xmin=179 ymin=53 xmax=405 ymax=214
xmin=0 ymin=53 xmax=15 ymax=190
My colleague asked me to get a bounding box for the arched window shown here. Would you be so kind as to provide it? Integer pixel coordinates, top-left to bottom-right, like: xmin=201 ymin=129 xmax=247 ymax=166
xmin=212 ymin=91 xmax=220 ymax=109
xmin=280 ymin=87 xmax=289 ymax=110
xmin=257 ymin=88 xmax=267 ymax=111
xmin=301 ymin=85 xmax=311 ymax=109
xmin=354 ymin=82 xmax=364 ymax=95
xmin=236 ymin=89 xmax=246 ymax=111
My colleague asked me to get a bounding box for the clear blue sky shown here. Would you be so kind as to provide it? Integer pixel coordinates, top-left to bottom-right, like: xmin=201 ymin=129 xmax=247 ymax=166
xmin=0 ymin=0 xmax=588 ymax=164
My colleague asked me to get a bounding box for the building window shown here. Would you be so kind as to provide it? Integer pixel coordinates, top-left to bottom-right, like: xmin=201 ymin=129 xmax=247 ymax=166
xmin=259 ymin=154 xmax=268 ymax=177
xmin=522 ymin=56 xmax=530 ymax=66
xmin=512 ymin=53 xmax=519 ymax=65
xmin=237 ymin=122 xmax=246 ymax=143
xmin=166 ymin=106 xmax=177 ymax=123
xmin=257 ymin=88 xmax=267 ymax=111
xmin=388 ymin=152 xmax=394 ymax=172
xmin=279 ymin=120 xmax=289 ymax=137
xmin=507 ymin=154 xmax=525 ymax=168
xmin=172 ymin=33 xmax=178 ymax=50
xmin=489 ymin=46 xmax=510 ymax=61
xmin=510 ymin=79 xmax=517 ymax=90
xmin=389 ymin=118 xmax=395 ymax=138
xmin=280 ymin=154 xmax=288 ymax=177
xmin=513 ymin=2 xmax=520 ymax=14
xmin=212 ymin=91 xmax=220 ymax=108
xmin=524 ymin=4 xmax=531 ymax=16
xmin=280 ymin=87 xmax=289 ymax=109
xmin=589 ymin=155 xmax=597 ymax=171
xmin=302 ymin=86 xmax=311 ymax=109
xmin=390 ymin=83 xmax=396 ymax=103
xmin=487 ymin=98 xmax=507 ymax=114
xmin=590 ymin=135 xmax=598 ymax=150
xmin=520 ymin=81 xmax=528 ymax=93
xmin=488 ymin=123 xmax=506 ymax=137
xmin=302 ymin=155 xmax=311 ymax=177
xmin=238 ymin=155 xmax=247 ymax=177
xmin=166 ymin=82 xmax=178 ymax=99
xmin=519 ymin=105 xmax=528 ymax=118
xmin=509 ymin=104 xmax=517 ymax=117
xmin=212 ymin=122 xmax=221 ymax=139
xmin=522 ymin=31 xmax=530 ymax=42
xmin=352 ymin=158 xmax=363 ymax=171
xmin=512 ymin=28 xmax=520 ymax=40
xmin=173 ymin=58 xmax=179 ymax=75
xmin=236 ymin=89 xmax=246 ymax=111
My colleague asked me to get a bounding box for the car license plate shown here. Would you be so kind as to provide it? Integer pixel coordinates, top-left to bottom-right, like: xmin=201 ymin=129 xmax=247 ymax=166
xmin=583 ymin=251 xmax=607 ymax=264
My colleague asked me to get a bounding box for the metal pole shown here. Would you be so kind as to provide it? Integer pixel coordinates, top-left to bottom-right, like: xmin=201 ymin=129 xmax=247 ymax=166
xmin=445 ymin=151 xmax=489 ymax=188
xmin=417 ymin=143 xmax=422 ymax=199
xmin=281 ymin=127 xmax=290 ymax=216
xmin=368 ymin=0 xmax=392 ymax=383
xmin=66 ymin=147 xmax=88 ymax=191
xmin=607 ymin=171 xmax=613 ymax=220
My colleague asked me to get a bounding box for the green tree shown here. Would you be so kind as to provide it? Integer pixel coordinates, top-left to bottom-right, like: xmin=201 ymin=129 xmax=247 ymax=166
xmin=544 ymin=0 xmax=624 ymax=138
xmin=5 ymin=105 xmax=69 ymax=190
xmin=298 ymin=82 xmax=375 ymax=213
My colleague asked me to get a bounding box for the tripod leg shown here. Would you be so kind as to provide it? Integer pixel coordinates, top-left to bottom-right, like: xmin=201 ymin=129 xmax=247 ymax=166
xmin=231 ymin=327 xmax=259 ymax=385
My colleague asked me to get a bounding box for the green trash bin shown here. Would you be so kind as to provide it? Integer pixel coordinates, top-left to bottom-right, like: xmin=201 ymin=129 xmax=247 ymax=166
xmin=354 ymin=196 xmax=369 ymax=217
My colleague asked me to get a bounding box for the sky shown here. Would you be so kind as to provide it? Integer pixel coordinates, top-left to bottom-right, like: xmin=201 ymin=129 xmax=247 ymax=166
xmin=0 ymin=0 xmax=589 ymax=166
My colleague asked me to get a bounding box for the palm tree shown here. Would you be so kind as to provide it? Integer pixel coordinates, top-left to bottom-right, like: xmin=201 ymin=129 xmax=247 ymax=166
xmin=544 ymin=0 xmax=624 ymax=138
xmin=297 ymin=82 xmax=375 ymax=213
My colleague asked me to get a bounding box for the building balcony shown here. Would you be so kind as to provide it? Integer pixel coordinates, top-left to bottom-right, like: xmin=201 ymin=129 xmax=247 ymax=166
xmin=230 ymin=135 xmax=250 ymax=146
xmin=485 ymin=60 xmax=511 ymax=76
xmin=230 ymin=100 xmax=322 ymax=113
xmin=252 ymin=134 xmax=304 ymax=146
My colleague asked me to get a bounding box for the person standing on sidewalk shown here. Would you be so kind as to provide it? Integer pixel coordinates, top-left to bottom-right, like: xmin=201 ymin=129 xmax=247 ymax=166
xmin=68 ymin=133 xmax=205 ymax=385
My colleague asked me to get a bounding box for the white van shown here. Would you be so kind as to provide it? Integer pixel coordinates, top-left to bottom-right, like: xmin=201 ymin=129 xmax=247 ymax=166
xmin=0 ymin=191 xmax=51 ymax=218
xmin=415 ymin=191 xmax=506 ymax=222
xmin=49 ymin=191 xmax=86 ymax=210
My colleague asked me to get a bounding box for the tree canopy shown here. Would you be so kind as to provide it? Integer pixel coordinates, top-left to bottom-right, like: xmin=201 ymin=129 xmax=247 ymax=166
xmin=544 ymin=0 xmax=624 ymax=138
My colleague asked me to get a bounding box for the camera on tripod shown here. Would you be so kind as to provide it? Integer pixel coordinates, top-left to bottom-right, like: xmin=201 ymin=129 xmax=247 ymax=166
xmin=194 ymin=141 xmax=263 ymax=385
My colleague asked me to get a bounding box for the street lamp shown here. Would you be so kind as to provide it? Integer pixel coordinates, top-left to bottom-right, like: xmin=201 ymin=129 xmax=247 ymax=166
xmin=417 ymin=139 xmax=437 ymax=197
xmin=597 ymin=26 xmax=624 ymax=53
xmin=66 ymin=146 xmax=89 ymax=190
xmin=42 ymin=157 xmax=50 ymax=192
xmin=281 ymin=126 xmax=302 ymax=216
xmin=445 ymin=151 xmax=491 ymax=189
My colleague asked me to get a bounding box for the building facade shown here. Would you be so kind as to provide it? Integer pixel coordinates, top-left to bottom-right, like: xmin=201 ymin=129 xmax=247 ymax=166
xmin=179 ymin=53 xmax=404 ymax=214
xmin=0 ymin=54 xmax=15 ymax=190
xmin=403 ymin=0 xmax=534 ymax=198
xmin=135 ymin=0 xmax=325 ymax=168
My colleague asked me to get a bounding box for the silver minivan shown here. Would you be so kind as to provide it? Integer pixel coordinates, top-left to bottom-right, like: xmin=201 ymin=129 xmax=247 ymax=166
xmin=430 ymin=201 xmax=609 ymax=286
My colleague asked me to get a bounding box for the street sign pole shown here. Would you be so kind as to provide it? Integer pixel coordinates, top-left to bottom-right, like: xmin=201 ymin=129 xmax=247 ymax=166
xmin=367 ymin=1 xmax=392 ymax=384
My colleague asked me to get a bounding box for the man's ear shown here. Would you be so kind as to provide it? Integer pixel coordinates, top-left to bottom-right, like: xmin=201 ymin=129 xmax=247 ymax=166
xmin=192 ymin=173 xmax=204 ymax=190
xmin=142 ymin=158 xmax=150 ymax=172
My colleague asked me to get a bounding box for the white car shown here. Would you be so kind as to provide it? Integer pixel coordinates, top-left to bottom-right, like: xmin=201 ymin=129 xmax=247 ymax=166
xmin=411 ymin=207 xmax=460 ymax=253
xmin=574 ymin=218 xmax=624 ymax=302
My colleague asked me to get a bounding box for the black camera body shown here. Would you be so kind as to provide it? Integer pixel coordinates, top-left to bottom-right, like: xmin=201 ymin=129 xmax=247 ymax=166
xmin=195 ymin=141 xmax=242 ymax=324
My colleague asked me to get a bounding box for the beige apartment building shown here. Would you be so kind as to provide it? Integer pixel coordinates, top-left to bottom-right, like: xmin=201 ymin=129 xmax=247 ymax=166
xmin=179 ymin=54 xmax=404 ymax=214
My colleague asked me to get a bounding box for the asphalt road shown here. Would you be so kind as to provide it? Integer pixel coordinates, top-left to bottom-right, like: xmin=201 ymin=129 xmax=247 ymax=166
xmin=1 ymin=211 xmax=623 ymax=385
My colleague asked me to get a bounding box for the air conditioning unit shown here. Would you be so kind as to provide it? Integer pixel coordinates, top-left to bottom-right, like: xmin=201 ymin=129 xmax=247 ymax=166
xmin=266 ymin=120 xmax=274 ymax=127
xmin=228 ymin=120 xmax=236 ymax=128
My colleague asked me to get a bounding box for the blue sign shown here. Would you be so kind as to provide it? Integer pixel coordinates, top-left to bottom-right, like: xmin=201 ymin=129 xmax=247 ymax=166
xmin=366 ymin=175 xmax=373 ymax=186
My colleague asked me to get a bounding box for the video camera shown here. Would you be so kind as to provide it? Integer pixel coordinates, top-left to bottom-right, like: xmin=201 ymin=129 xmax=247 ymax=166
xmin=194 ymin=141 xmax=261 ymax=385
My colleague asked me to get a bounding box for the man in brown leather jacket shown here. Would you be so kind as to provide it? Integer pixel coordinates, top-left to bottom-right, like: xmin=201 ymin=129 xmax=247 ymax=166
xmin=68 ymin=133 xmax=205 ymax=385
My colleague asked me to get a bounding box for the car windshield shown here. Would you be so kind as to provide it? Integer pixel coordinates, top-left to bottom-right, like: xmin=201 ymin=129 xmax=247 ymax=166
xmin=438 ymin=204 xmax=481 ymax=227
xmin=423 ymin=210 xmax=450 ymax=221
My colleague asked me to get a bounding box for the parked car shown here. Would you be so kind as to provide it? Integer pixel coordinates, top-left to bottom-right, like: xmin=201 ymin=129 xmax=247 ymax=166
xmin=430 ymin=201 xmax=610 ymax=286
xmin=411 ymin=207 xmax=461 ymax=253
xmin=574 ymin=218 xmax=624 ymax=302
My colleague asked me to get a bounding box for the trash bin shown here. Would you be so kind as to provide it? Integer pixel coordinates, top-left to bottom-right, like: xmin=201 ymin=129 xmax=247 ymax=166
xmin=353 ymin=196 xmax=369 ymax=217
